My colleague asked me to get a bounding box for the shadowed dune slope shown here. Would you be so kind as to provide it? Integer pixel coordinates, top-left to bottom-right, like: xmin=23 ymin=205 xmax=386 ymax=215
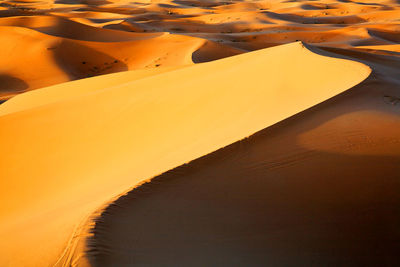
xmin=89 ymin=55 xmax=400 ymax=267
xmin=0 ymin=24 xmax=206 ymax=100
xmin=0 ymin=42 xmax=370 ymax=266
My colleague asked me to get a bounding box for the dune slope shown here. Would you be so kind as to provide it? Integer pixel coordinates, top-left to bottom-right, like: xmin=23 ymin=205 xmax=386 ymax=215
xmin=0 ymin=42 xmax=370 ymax=266
xmin=88 ymin=50 xmax=400 ymax=266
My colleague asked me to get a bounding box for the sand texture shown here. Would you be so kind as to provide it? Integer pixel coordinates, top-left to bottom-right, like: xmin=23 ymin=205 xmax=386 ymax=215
xmin=0 ymin=0 xmax=399 ymax=266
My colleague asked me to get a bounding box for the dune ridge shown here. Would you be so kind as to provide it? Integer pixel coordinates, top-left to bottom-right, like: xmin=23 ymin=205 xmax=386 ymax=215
xmin=85 ymin=41 xmax=400 ymax=267
xmin=0 ymin=42 xmax=371 ymax=266
xmin=1 ymin=0 xmax=399 ymax=266
xmin=88 ymin=67 xmax=400 ymax=266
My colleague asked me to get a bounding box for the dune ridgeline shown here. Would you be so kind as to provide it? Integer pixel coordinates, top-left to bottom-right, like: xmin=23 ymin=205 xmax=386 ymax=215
xmin=0 ymin=0 xmax=399 ymax=266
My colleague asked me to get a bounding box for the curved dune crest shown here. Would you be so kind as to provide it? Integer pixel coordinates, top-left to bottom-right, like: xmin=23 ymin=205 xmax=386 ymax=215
xmin=0 ymin=42 xmax=371 ymax=266
xmin=0 ymin=15 xmax=162 ymax=42
xmin=90 ymin=78 xmax=400 ymax=267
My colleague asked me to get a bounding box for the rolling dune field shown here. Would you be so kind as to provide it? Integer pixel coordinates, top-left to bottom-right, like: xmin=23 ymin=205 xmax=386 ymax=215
xmin=0 ymin=0 xmax=399 ymax=266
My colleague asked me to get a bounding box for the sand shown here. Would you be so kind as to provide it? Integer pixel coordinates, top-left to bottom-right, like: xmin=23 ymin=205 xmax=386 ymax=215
xmin=0 ymin=0 xmax=399 ymax=266
xmin=1 ymin=0 xmax=399 ymax=100
xmin=90 ymin=81 xmax=400 ymax=266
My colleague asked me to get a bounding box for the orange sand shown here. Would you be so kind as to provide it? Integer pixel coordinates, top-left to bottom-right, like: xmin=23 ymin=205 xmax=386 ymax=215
xmin=0 ymin=0 xmax=399 ymax=266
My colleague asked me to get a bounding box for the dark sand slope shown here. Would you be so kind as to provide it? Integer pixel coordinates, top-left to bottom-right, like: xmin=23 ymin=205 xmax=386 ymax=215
xmin=88 ymin=53 xmax=400 ymax=266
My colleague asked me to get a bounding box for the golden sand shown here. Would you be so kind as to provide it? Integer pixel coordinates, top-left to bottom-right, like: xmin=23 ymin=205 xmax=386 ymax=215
xmin=0 ymin=0 xmax=399 ymax=266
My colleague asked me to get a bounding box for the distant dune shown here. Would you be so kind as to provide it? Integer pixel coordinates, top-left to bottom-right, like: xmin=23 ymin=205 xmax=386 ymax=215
xmin=1 ymin=0 xmax=399 ymax=100
xmin=0 ymin=0 xmax=399 ymax=266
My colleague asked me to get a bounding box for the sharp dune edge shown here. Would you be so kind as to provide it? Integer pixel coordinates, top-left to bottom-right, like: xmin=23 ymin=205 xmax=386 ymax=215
xmin=0 ymin=41 xmax=370 ymax=267
xmin=0 ymin=0 xmax=399 ymax=266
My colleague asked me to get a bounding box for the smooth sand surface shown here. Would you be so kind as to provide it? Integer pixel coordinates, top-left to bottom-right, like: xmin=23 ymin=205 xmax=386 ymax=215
xmin=0 ymin=0 xmax=399 ymax=266
xmin=90 ymin=78 xmax=400 ymax=266
xmin=0 ymin=42 xmax=370 ymax=266
xmin=88 ymin=46 xmax=400 ymax=267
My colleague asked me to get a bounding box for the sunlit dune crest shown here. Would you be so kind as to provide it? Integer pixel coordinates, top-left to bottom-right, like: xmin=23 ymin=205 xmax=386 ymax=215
xmin=0 ymin=41 xmax=370 ymax=266
xmin=0 ymin=0 xmax=399 ymax=266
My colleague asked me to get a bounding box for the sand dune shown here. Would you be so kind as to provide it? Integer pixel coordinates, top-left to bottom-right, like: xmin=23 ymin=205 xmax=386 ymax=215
xmin=0 ymin=42 xmax=370 ymax=266
xmin=0 ymin=15 xmax=237 ymax=100
xmin=84 ymin=44 xmax=400 ymax=266
xmin=90 ymin=74 xmax=400 ymax=266
xmin=0 ymin=0 xmax=399 ymax=266
xmin=1 ymin=0 xmax=399 ymax=100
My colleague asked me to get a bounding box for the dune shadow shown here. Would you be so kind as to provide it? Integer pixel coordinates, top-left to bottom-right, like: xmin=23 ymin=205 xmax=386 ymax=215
xmin=54 ymin=0 xmax=84 ymax=4
xmin=191 ymin=41 xmax=243 ymax=63
xmin=55 ymin=0 xmax=112 ymax=5
xmin=86 ymin=69 xmax=400 ymax=266
xmin=263 ymin=10 xmax=367 ymax=25
xmin=0 ymin=74 xmax=29 ymax=98
xmin=51 ymin=39 xmax=128 ymax=81
xmin=32 ymin=16 xmax=127 ymax=42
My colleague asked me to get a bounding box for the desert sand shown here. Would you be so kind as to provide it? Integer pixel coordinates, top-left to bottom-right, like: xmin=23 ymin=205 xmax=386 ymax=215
xmin=0 ymin=0 xmax=399 ymax=266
